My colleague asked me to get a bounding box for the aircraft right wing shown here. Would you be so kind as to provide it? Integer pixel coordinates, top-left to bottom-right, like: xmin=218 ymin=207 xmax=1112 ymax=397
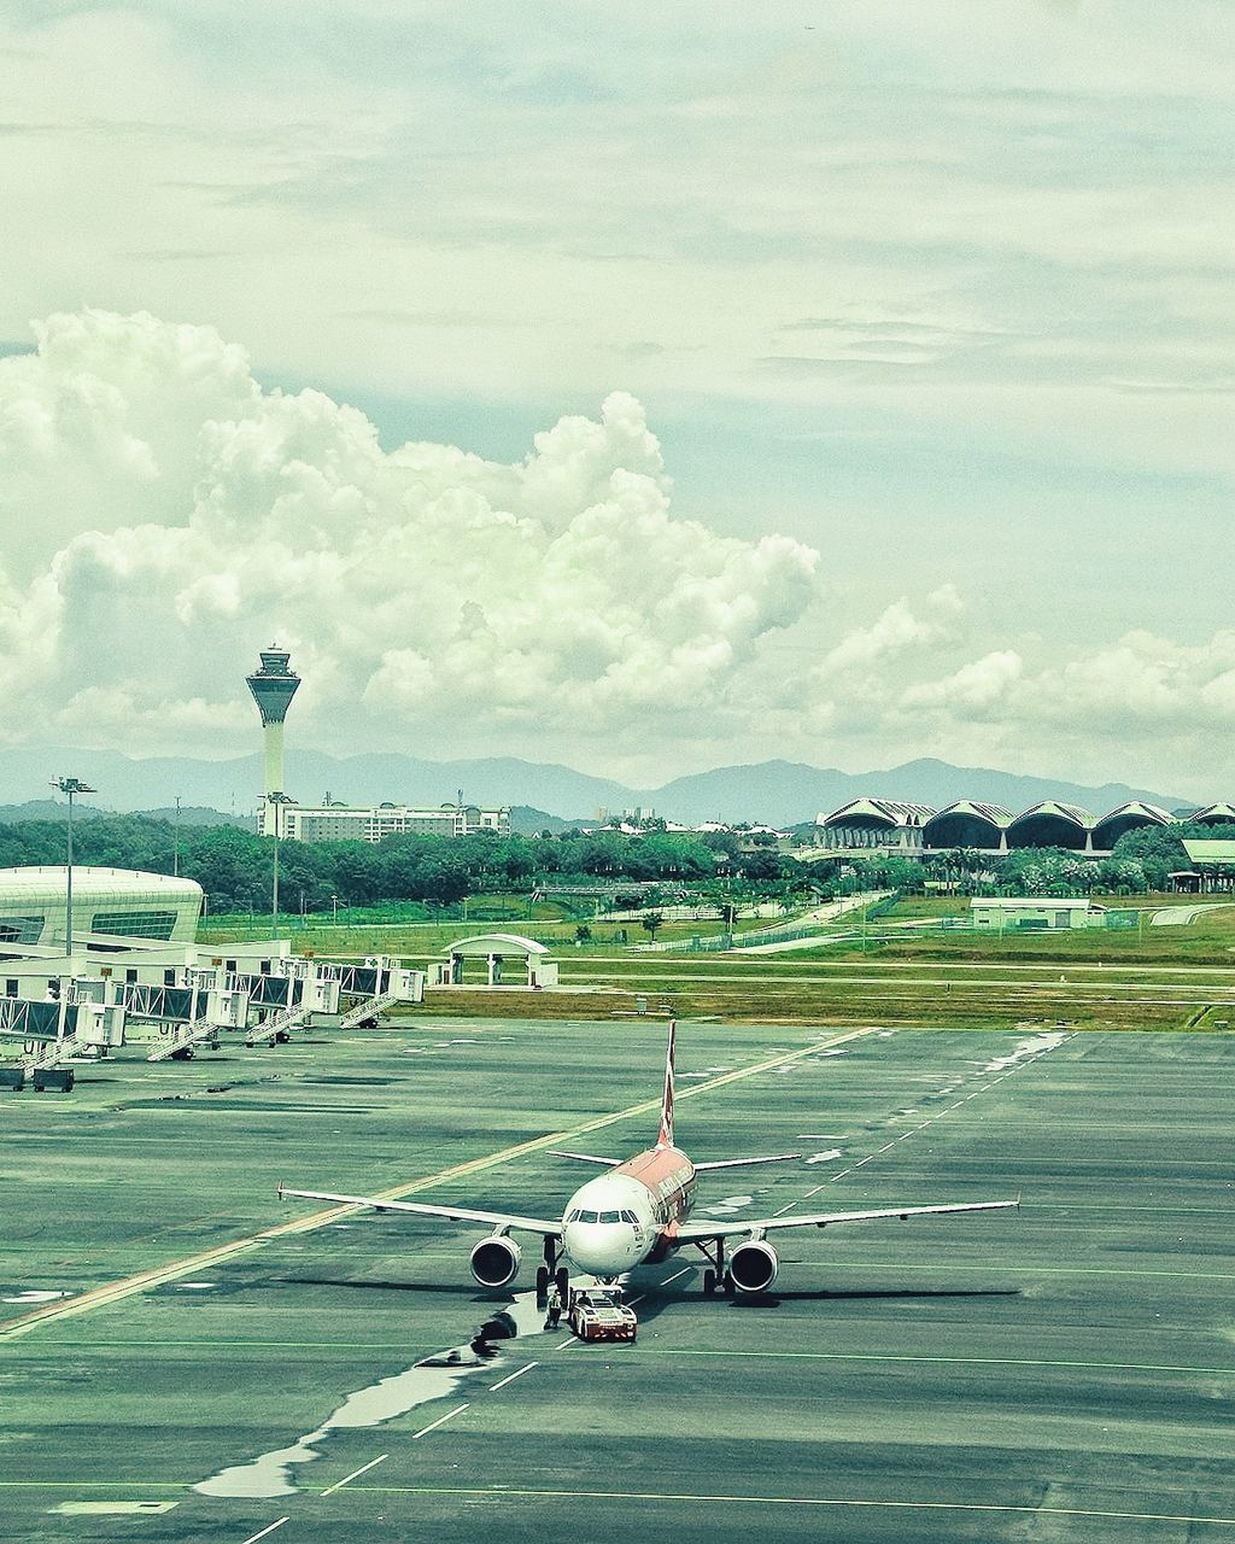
xmin=277 ymin=1183 xmax=562 ymax=1238
xmin=676 ymin=1197 xmax=1018 ymax=1241
xmin=548 ymin=1150 xmax=621 ymax=1167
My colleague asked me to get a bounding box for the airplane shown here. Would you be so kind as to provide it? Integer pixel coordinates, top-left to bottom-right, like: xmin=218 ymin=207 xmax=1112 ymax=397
xmin=278 ymin=1021 xmax=1019 ymax=1300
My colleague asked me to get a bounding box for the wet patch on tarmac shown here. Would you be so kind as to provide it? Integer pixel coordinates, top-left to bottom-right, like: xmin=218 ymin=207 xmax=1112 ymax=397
xmin=194 ymin=1289 xmax=551 ymax=1500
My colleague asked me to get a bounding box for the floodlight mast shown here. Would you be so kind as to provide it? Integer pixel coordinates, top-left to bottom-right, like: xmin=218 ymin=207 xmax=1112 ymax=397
xmin=50 ymin=776 xmax=96 ymax=957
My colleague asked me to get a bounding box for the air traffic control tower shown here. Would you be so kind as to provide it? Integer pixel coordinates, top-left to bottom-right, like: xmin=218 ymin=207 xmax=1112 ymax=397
xmin=246 ymin=645 xmax=300 ymax=836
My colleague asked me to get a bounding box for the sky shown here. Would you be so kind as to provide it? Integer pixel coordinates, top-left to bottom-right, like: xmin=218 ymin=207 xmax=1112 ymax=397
xmin=1 ymin=1 xmax=1233 ymax=795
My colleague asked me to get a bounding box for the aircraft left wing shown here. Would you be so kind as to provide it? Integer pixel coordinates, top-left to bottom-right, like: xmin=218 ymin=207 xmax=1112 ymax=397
xmin=277 ymin=1184 xmax=562 ymax=1238
xmin=694 ymin=1153 xmax=801 ymax=1171
xmin=676 ymin=1197 xmax=1018 ymax=1241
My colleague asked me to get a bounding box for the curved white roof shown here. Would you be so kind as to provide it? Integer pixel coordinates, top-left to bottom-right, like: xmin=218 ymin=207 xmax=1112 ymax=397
xmin=819 ymin=798 xmax=936 ymax=828
xmin=0 ymin=866 xmax=202 ymax=898
xmin=925 ymin=800 xmax=1012 ymax=827
xmin=443 ymin=932 xmax=550 ymax=957
xmin=1007 ymin=801 xmax=1093 ymax=828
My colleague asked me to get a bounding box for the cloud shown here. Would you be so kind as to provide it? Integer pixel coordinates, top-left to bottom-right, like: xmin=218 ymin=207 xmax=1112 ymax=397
xmin=0 ymin=307 xmax=1231 ymax=794
xmin=0 ymin=309 xmax=818 ymax=759
xmin=818 ymin=587 xmax=962 ymax=682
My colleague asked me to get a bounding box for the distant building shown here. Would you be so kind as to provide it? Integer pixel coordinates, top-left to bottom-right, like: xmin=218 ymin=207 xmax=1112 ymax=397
xmin=969 ymin=896 xmax=1097 ymax=930
xmin=1178 ymin=838 xmax=1235 ymax=891
xmin=814 ymin=798 xmax=935 ymax=854
xmin=813 ymin=795 xmax=1202 ymax=858
xmin=280 ymin=802 xmax=511 ymax=844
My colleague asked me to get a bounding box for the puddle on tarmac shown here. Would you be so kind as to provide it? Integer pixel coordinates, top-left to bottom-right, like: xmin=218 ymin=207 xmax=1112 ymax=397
xmin=804 ymin=1149 xmax=842 ymax=1164
xmin=978 ymin=1031 xmax=1066 ymax=1075
xmin=194 ymin=1289 xmax=550 ymax=1500
xmin=2 ymin=1289 xmax=70 ymax=1304
xmin=699 ymin=1193 xmax=755 ymax=1216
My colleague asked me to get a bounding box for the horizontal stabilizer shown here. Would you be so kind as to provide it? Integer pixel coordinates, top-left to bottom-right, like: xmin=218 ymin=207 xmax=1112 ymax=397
xmin=548 ymin=1150 xmax=621 ymax=1167
xmin=695 ymin=1153 xmax=802 ymax=1171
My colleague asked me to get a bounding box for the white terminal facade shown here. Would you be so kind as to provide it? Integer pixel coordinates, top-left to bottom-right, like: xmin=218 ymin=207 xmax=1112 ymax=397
xmin=0 ymin=866 xmax=203 ymax=951
xmin=246 ymin=645 xmax=510 ymax=843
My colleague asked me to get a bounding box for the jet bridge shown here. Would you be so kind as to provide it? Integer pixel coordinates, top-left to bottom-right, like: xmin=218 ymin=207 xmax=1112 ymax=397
xmin=118 ymin=979 xmax=251 ymax=1062
xmin=0 ymin=984 xmax=127 ymax=1089
xmin=315 ymin=956 xmax=424 ymax=1028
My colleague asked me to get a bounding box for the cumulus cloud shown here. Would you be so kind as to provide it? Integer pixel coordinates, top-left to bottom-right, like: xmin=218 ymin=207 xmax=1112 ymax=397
xmin=818 ymin=585 xmax=962 ymax=680
xmin=0 ymin=309 xmax=818 ymax=759
xmin=0 ymin=309 xmax=1228 ymax=791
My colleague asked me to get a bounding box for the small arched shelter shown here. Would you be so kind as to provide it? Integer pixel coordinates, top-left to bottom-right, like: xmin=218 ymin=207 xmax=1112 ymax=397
xmin=438 ymin=933 xmax=559 ymax=988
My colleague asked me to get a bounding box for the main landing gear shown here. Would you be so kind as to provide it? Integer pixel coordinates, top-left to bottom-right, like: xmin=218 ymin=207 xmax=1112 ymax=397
xmin=696 ymin=1237 xmax=734 ymax=1296
xmin=534 ymin=1236 xmax=570 ymax=1301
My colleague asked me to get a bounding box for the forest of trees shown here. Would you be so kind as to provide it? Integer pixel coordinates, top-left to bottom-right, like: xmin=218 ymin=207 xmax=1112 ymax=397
xmin=0 ymin=812 xmax=1224 ymax=916
xmin=0 ymin=814 xmax=836 ymax=914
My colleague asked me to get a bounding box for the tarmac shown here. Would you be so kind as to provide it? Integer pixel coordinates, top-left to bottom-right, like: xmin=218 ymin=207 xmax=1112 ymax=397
xmin=2 ymin=1018 xmax=1233 ymax=1543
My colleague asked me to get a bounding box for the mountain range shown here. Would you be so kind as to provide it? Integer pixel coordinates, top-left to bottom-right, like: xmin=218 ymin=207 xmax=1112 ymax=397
xmin=0 ymin=747 xmax=1190 ymax=829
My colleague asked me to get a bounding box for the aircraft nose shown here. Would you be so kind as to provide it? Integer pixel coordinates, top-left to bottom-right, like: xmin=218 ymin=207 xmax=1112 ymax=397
xmin=564 ymin=1221 xmax=636 ymax=1273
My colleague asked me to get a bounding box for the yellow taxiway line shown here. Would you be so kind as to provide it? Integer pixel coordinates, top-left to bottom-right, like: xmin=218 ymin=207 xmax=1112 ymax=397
xmin=0 ymin=1025 xmax=871 ymax=1342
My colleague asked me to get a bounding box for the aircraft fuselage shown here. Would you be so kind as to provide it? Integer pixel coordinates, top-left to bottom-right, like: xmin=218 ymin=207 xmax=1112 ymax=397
xmin=560 ymin=1144 xmax=696 ymax=1279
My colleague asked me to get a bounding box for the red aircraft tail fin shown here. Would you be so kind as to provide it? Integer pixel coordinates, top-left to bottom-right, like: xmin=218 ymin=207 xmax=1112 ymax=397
xmin=657 ymin=1018 xmax=676 ymax=1147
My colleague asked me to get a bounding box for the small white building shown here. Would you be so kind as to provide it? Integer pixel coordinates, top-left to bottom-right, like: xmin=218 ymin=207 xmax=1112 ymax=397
xmin=970 ymin=896 xmax=1096 ymax=931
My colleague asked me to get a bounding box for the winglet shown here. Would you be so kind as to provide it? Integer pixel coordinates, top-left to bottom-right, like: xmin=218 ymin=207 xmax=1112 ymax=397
xmin=657 ymin=1018 xmax=676 ymax=1147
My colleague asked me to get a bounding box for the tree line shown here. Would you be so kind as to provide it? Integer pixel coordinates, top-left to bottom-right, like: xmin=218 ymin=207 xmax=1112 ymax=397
xmin=0 ymin=815 xmax=827 ymax=914
xmin=0 ymin=812 xmax=1222 ymax=916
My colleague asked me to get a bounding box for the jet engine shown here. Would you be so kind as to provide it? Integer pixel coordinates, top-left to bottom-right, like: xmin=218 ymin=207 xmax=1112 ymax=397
xmin=469 ymin=1235 xmax=521 ymax=1289
xmin=729 ymin=1239 xmax=779 ymax=1294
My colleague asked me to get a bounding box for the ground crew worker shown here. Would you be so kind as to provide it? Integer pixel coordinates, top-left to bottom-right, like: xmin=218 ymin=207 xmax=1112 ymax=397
xmin=545 ymin=1282 xmax=562 ymax=1329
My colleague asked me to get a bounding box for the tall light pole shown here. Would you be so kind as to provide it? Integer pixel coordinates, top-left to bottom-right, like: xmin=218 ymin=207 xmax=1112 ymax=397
xmin=51 ymin=776 xmax=96 ymax=957
xmin=173 ymin=793 xmax=182 ymax=877
xmin=268 ymin=791 xmax=293 ymax=939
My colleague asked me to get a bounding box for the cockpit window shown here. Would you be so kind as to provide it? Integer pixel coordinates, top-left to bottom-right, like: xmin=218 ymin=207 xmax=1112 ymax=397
xmin=565 ymin=1209 xmax=580 ymax=1223
xmin=599 ymin=1210 xmax=621 ymax=1224
xmin=578 ymin=1209 xmax=600 ymax=1224
xmin=620 ymin=1210 xmax=637 ymax=1223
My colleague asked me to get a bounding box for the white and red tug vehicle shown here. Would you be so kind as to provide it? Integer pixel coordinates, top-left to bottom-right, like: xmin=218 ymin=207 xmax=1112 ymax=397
xmin=567 ymin=1286 xmax=637 ymax=1343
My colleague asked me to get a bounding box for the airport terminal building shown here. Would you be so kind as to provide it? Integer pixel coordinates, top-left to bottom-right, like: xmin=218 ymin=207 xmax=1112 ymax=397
xmin=813 ymin=798 xmax=1235 ymax=858
xmin=0 ymin=866 xmax=203 ymax=952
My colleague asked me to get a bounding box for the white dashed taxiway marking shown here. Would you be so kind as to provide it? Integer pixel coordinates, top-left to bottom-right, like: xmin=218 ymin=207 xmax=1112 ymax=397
xmin=411 ymin=1403 xmax=469 ymax=1440
xmin=489 ymin=1361 xmax=538 ymax=1392
xmin=320 ymin=1453 xmax=387 ymax=1496
xmin=239 ymin=1520 xmax=289 ymax=1544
